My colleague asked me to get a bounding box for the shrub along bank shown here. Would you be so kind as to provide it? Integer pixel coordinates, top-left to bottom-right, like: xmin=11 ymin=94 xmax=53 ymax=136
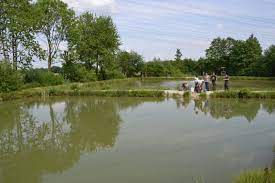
xmin=1 ymin=77 xmax=275 ymax=101
xmin=210 ymin=89 xmax=275 ymax=99
xmin=234 ymin=169 xmax=274 ymax=183
xmin=0 ymin=87 xmax=165 ymax=101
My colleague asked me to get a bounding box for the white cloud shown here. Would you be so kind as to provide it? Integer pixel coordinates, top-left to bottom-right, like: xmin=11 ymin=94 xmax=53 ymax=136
xmin=217 ymin=24 xmax=224 ymax=30
xmin=62 ymin=0 xmax=116 ymax=13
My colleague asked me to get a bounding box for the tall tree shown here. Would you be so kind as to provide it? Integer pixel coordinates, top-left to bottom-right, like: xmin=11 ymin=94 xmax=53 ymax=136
xmin=117 ymin=50 xmax=144 ymax=77
xmin=240 ymin=34 xmax=262 ymax=75
xmin=262 ymin=45 xmax=275 ymax=76
xmin=35 ymin=0 xmax=74 ymax=71
xmin=205 ymin=37 xmax=235 ymax=73
xmin=0 ymin=0 xmax=9 ymax=61
xmin=0 ymin=0 xmax=40 ymax=69
xmin=68 ymin=12 xmax=120 ymax=80
xmin=67 ymin=12 xmax=95 ymax=70
xmin=175 ymin=48 xmax=182 ymax=62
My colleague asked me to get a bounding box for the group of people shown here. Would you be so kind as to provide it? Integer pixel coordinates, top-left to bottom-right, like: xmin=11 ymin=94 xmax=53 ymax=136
xmin=181 ymin=72 xmax=230 ymax=93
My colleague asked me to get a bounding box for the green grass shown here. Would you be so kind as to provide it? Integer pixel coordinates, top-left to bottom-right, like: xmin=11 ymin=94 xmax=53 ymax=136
xmin=183 ymin=91 xmax=191 ymax=98
xmin=0 ymin=87 xmax=165 ymax=101
xmin=142 ymin=76 xmax=194 ymax=81
xmin=199 ymin=92 xmax=207 ymax=99
xmin=218 ymin=76 xmax=275 ymax=80
xmin=210 ymin=89 xmax=275 ymax=99
xmin=1 ymin=77 xmax=275 ymax=101
xmin=144 ymin=76 xmax=275 ymax=81
xmin=234 ymin=169 xmax=275 ymax=183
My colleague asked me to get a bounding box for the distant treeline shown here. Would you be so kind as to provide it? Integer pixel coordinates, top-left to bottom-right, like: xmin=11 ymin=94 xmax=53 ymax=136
xmin=144 ymin=35 xmax=275 ymax=77
xmin=0 ymin=0 xmax=275 ymax=93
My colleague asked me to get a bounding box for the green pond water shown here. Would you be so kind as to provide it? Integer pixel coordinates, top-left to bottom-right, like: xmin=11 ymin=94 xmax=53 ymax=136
xmin=0 ymin=97 xmax=275 ymax=183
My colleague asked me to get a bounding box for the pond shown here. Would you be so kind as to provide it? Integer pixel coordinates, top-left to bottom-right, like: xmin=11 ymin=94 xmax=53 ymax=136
xmin=132 ymin=79 xmax=275 ymax=91
xmin=0 ymin=97 xmax=275 ymax=183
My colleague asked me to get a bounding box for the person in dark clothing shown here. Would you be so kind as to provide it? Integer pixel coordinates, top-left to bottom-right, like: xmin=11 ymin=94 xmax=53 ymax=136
xmin=195 ymin=81 xmax=200 ymax=93
xmin=224 ymin=74 xmax=229 ymax=90
xmin=210 ymin=72 xmax=217 ymax=91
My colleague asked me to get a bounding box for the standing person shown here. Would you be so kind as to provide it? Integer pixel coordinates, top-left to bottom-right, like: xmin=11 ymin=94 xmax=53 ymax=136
xmin=224 ymin=73 xmax=229 ymax=90
xmin=203 ymin=73 xmax=210 ymax=91
xmin=210 ymin=72 xmax=217 ymax=91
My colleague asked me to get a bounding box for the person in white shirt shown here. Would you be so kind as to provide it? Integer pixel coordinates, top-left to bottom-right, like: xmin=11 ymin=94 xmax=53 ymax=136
xmin=203 ymin=73 xmax=210 ymax=91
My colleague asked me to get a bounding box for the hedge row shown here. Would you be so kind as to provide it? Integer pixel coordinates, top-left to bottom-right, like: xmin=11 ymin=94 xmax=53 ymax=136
xmin=0 ymin=88 xmax=165 ymax=101
xmin=210 ymin=89 xmax=275 ymax=99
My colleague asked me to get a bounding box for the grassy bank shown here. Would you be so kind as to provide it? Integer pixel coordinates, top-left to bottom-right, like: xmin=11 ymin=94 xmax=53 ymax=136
xmin=0 ymin=78 xmax=166 ymax=101
xmin=234 ymin=169 xmax=275 ymax=183
xmin=210 ymin=89 xmax=275 ymax=99
xmin=142 ymin=76 xmax=194 ymax=81
xmin=144 ymin=76 xmax=275 ymax=81
xmin=228 ymin=76 xmax=275 ymax=80
xmin=0 ymin=87 xmax=165 ymax=101
xmin=2 ymin=78 xmax=275 ymax=101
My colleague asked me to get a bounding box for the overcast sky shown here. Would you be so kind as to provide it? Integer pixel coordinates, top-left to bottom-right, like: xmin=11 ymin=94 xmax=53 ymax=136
xmin=62 ymin=0 xmax=275 ymax=61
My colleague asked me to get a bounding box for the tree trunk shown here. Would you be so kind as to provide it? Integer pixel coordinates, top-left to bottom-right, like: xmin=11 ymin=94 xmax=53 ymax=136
xmin=48 ymin=40 xmax=52 ymax=71
xmin=95 ymin=54 xmax=99 ymax=76
xmin=0 ymin=32 xmax=9 ymax=61
xmin=48 ymin=53 xmax=52 ymax=71
xmin=12 ymin=35 xmax=18 ymax=70
xmin=0 ymin=42 xmax=10 ymax=61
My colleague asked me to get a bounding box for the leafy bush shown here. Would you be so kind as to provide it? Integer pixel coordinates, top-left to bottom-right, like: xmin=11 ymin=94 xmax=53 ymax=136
xmin=238 ymin=88 xmax=251 ymax=98
xmin=70 ymin=84 xmax=80 ymax=91
xmin=199 ymin=92 xmax=207 ymax=99
xmin=68 ymin=66 xmax=97 ymax=82
xmin=0 ymin=62 xmax=23 ymax=92
xmin=105 ymin=70 xmax=126 ymax=80
xmin=210 ymin=90 xmax=275 ymax=99
xmin=63 ymin=63 xmax=97 ymax=82
xmin=24 ymin=69 xmax=64 ymax=86
xmin=183 ymin=91 xmax=191 ymax=98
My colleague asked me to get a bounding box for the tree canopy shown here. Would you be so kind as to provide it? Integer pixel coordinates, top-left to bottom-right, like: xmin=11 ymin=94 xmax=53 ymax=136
xmin=0 ymin=0 xmax=275 ymax=92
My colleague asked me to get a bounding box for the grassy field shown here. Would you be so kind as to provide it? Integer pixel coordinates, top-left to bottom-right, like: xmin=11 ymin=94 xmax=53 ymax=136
xmin=234 ymin=169 xmax=275 ymax=183
xmin=210 ymin=89 xmax=275 ymax=99
xmin=1 ymin=77 xmax=275 ymax=101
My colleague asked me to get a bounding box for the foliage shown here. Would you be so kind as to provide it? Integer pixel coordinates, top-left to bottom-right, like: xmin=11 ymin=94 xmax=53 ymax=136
xmin=24 ymin=69 xmax=64 ymax=86
xmin=105 ymin=69 xmax=126 ymax=80
xmin=261 ymin=45 xmax=275 ymax=77
xmin=210 ymin=90 xmax=275 ymax=99
xmin=0 ymin=61 xmax=23 ymax=92
xmin=238 ymin=88 xmax=251 ymax=98
xmin=204 ymin=35 xmax=262 ymax=76
xmin=205 ymin=37 xmax=235 ymax=73
xmin=175 ymin=48 xmax=182 ymax=62
xmin=62 ymin=60 xmax=97 ymax=82
xmin=144 ymin=60 xmax=182 ymax=77
xmin=35 ymin=0 xmax=75 ymax=71
xmin=199 ymin=92 xmax=207 ymax=99
xmin=183 ymin=91 xmax=191 ymax=98
xmin=234 ymin=169 xmax=275 ymax=183
xmin=68 ymin=12 xmax=120 ymax=80
xmin=0 ymin=87 xmax=165 ymax=101
xmin=51 ymin=66 xmax=62 ymax=74
xmin=117 ymin=50 xmax=144 ymax=77
xmin=0 ymin=0 xmax=42 ymax=69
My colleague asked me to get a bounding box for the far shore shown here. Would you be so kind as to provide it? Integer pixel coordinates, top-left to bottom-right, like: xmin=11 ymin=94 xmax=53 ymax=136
xmin=1 ymin=77 xmax=275 ymax=102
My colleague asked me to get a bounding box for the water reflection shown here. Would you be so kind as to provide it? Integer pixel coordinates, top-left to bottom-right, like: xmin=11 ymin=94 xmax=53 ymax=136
xmin=174 ymin=98 xmax=275 ymax=122
xmin=0 ymin=97 xmax=161 ymax=183
xmin=0 ymin=97 xmax=274 ymax=183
